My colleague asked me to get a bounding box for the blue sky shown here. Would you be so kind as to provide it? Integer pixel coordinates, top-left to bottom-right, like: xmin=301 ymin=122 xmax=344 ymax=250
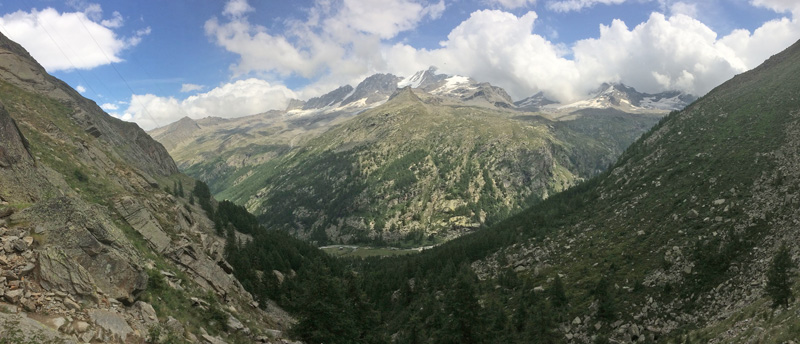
xmin=1 ymin=0 xmax=798 ymax=129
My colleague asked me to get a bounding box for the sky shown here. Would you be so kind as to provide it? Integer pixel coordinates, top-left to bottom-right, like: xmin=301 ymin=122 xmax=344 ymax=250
xmin=1 ymin=0 xmax=799 ymax=130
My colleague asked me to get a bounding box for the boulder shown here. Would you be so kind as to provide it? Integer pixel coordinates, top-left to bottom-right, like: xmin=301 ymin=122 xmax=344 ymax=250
xmin=135 ymin=301 xmax=159 ymax=325
xmin=74 ymin=321 xmax=91 ymax=333
xmin=89 ymin=309 xmax=134 ymax=342
xmin=227 ymin=315 xmax=247 ymax=333
xmin=165 ymin=316 xmax=185 ymax=336
xmin=10 ymin=238 xmax=27 ymax=252
xmin=3 ymin=288 xmax=23 ymax=303
xmin=36 ymin=247 xmax=98 ymax=300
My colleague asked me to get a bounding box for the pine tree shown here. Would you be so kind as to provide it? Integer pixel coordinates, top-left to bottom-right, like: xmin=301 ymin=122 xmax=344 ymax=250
xmin=594 ymin=275 xmax=616 ymax=321
xmin=178 ymin=180 xmax=185 ymax=197
xmin=550 ymin=274 xmax=568 ymax=310
xmin=766 ymin=244 xmax=795 ymax=308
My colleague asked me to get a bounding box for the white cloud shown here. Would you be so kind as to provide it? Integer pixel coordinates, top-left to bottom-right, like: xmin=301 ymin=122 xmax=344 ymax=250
xmin=487 ymin=0 xmax=537 ymax=9
xmin=100 ymin=102 xmax=119 ymax=110
xmin=751 ymin=0 xmax=800 ymax=14
xmin=180 ymin=83 xmax=205 ymax=93
xmin=118 ymin=79 xmax=297 ymax=130
xmin=385 ymin=9 xmax=800 ymax=102
xmin=669 ymin=2 xmax=697 ymax=17
xmin=223 ymin=0 xmax=254 ymax=18
xmin=101 ymin=11 xmax=124 ymax=28
xmin=199 ymin=0 xmax=800 ymax=110
xmin=0 ymin=6 xmax=147 ymax=71
xmin=205 ymin=0 xmax=445 ymax=86
xmin=546 ymin=0 xmax=628 ymax=12
xmin=76 ymin=85 xmax=87 ymax=93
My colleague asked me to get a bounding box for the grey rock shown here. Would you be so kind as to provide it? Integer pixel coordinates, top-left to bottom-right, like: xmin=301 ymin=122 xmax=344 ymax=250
xmin=114 ymin=196 xmax=171 ymax=253
xmin=37 ymin=247 xmax=97 ymax=300
xmin=89 ymin=309 xmax=133 ymax=342
xmin=63 ymin=298 xmax=81 ymax=311
xmin=0 ymin=207 xmax=14 ymax=218
xmin=302 ymin=85 xmax=354 ymax=110
xmin=227 ymin=315 xmax=246 ymax=333
xmin=18 ymin=262 xmax=35 ymax=275
xmin=169 ymin=242 xmax=235 ymax=297
xmin=0 ymin=312 xmax=77 ymax=343
xmin=686 ymin=209 xmax=699 ymax=219
xmin=4 ymin=288 xmax=23 ymax=303
xmin=165 ymin=316 xmax=185 ymax=336
xmin=202 ymin=334 xmax=228 ymax=344
xmin=74 ymin=321 xmax=90 ymax=333
xmin=135 ymin=300 xmax=159 ymax=325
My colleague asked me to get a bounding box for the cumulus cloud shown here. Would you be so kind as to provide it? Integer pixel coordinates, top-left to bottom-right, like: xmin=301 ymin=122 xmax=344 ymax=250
xmin=118 ymin=79 xmax=297 ymax=130
xmin=204 ymin=0 xmax=445 ymax=88
xmin=180 ymin=83 xmax=205 ymax=93
xmin=385 ymin=9 xmax=800 ymax=102
xmin=76 ymin=85 xmax=87 ymax=93
xmin=547 ymin=0 xmax=628 ymax=12
xmin=0 ymin=6 xmax=147 ymax=71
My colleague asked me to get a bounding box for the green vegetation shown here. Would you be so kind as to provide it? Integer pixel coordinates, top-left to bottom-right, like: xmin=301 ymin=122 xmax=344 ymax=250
xmin=766 ymin=244 xmax=795 ymax=308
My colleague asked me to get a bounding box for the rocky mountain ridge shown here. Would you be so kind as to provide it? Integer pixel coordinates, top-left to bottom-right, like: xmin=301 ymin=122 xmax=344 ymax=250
xmin=0 ymin=32 xmax=294 ymax=343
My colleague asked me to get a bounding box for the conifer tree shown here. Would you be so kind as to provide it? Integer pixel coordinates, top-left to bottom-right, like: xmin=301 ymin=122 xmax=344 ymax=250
xmin=766 ymin=244 xmax=795 ymax=308
xmin=550 ymin=274 xmax=568 ymax=310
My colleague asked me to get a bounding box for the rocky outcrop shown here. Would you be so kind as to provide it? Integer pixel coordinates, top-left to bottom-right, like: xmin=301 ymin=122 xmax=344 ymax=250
xmin=21 ymin=197 xmax=147 ymax=303
xmin=37 ymin=247 xmax=99 ymax=301
xmin=168 ymin=239 xmax=236 ymax=298
xmin=114 ymin=196 xmax=172 ymax=253
xmin=0 ymin=102 xmax=32 ymax=169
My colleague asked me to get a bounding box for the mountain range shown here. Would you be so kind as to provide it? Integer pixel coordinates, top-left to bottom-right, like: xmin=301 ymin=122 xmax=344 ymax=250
xmin=151 ymin=67 xmax=695 ymax=245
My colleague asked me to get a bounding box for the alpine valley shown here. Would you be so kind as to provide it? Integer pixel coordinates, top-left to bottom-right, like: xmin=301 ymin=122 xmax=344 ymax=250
xmin=3 ymin=16 xmax=800 ymax=344
xmin=150 ymin=67 xmax=695 ymax=245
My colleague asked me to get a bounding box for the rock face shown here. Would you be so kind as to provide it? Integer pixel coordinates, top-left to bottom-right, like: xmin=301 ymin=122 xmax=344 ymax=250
xmin=115 ymin=196 xmax=172 ymax=253
xmin=341 ymin=73 xmax=402 ymax=106
xmin=169 ymin=240 xmax=237 ymax=298
xmin=303 ymin=85 xmax=355 ymax=110
xmin=0 ymin=102 xmax=32 ymax=168
xmin=25 ymin=197 xmax=147 ymax=303
xmin=0 ymin=31 xmax=293 ymax=343
xmin=37 ymin=247 xmax=99 ymax=300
